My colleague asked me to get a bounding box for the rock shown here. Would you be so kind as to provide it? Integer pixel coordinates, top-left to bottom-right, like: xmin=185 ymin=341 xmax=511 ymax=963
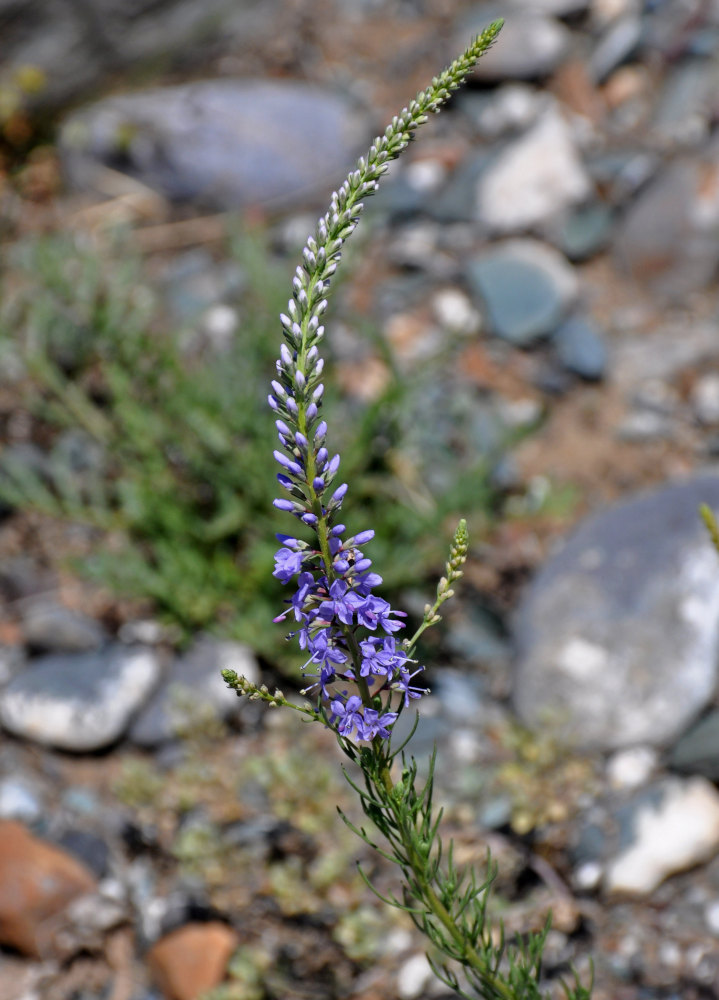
xmin=397 ymin=953 xmax=434 ymax=1000
xmin=589 ymin=15 xmax=643 ymax=82
xmin=0 ymin=778 xmax=42 ymax=823
xmin=128 ymin=637 xmax=259 ymax=748
xmin=0 ymin=645 xmax=25 ymax=687
xmin=548 ymin=201 xmax=614 ymax=261
xmin=477 ymin=109 xmax=592 ymax=233
xmin=458 ymin=6 xmax=571 ymax=81
xmin=652 ymin=58 xmax=717 ymax=145
xmin=458 ymin=84 xmax=549 ymax=139
xmin=513 ymin=475 xmax=719 ymax=750
xmin=606 ymin=746 xmax=658 ymax=790
xmin=606 ymin=777 xmax=719 ymax=895
xmin=60 ymin=80 xmax=367 ymax=212
xmin=0 ymin=645 xmax=161 ymax=751
xmin=431 ymin=288 xmax=482 ymax=336
xmin=614 ymin=150 xmax=719 ymax=299
xmin=21 ymin=600 xmax=105 ymax=653
xmin=147 ymin=921 xmax=239 ymax=1000
xmin=0 ymin=820 xmax=97 ymax=956
xmin=0 ymin=0 xmax=275 ymax=111
xmin=465 ymin=239 xmax=578 ymax=346
xmin=552 ymin=315 xmax=608 ymax=380
xmin=670 ymin=711 xmax=719 ymax=780
xmin=692 ymin=373 xmax=719 ymax=426
xmin=57 ymin=830 xmax=111 ymax=879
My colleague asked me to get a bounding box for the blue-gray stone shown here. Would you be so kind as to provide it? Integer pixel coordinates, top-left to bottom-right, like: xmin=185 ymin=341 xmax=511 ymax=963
xmin=0 ymin=645 xmax=161 ymax=751
xmin=552 ymin=316 xmax=608 ymax=381
xmin=670 ymin=711 xmax=719 ymax=780
xmin=466 ymin=239 xmax=577 ymax=345
xmin=60 ymin=81 xmax=367 ymax=212
xmin=589 ymin=16 xmax=643 ymax=83
xmin=514 ymin=475 xmax=719 ymax=750
xmin=551 ymin=202 xmax=614 ymax=262
xmin=57 ymin=829 xmax=111 ymax=878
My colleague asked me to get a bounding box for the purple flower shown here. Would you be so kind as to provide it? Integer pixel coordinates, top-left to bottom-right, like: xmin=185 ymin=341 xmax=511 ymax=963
xmin=273 ymin=547 xmax=305 ymax=583
xmin=318 ymin=579 xmax=362 ymax=626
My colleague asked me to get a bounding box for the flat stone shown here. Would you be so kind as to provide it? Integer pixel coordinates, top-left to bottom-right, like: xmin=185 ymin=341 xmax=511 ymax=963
xmin=458 ymin=6 xmax=571 ymax=81
xmin=0 ymin=645 xmax=161 ymax=751
xmin=60 ymin=80 xmax=367 ymax=211
xmin=606 ymin=777 xmax=719 ymax=895
xmin=128 ymin=636 xmax=259 ymax=748
xmin=148 ymin=921 xmax=239 ymax=1000
xmin=549 ymin=201 xmax=614 ymax=261
xmin=465 ymin=239 xmax=578 ymax=346
xmin=0 ymin=820 xmax=97 ymax=956
xmin=477 ymin=109 xmax=592 ymax=233
xmin=513 ymin=475 xmax=719 ymax=750
xmin=692 ymin=373 xmax=719 ymax=426
xmin=552 ymin=315 xmax=609 ymax=380
xmin=21 ymin=600 xmax=105 ymax=653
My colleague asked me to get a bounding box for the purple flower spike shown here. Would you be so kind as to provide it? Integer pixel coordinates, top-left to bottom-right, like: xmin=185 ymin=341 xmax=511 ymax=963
xmin=274 ymin=450 xmax=303 ymax=476
xmin=330 ymin=483 xmax=348 ymax=505
xmin=313 ymin=477 xmax=325 ymax=492
xmin=302 ymin=513 xmax=318 ymax=525
xmin=273 ymin=498 xmax=295 ymax=512
xmin=353 ymin=530 xmax=375 ymax=545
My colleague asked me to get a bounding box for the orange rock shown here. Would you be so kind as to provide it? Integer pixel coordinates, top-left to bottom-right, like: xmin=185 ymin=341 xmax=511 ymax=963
xmin=0 ymin=820 xmax=97 ymax=957
xmin=148 ymin=921 xmax=239 ymax=1000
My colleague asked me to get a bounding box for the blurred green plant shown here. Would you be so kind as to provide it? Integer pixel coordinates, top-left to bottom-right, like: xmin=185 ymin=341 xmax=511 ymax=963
xmin=0 ymin=227 xmax=498 ymax=659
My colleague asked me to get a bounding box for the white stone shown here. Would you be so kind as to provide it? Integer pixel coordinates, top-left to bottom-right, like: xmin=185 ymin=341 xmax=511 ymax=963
xmin=432 ymin=288 xmax=481 ymax=335
xmin=605 ymin=777 xmax=719 ymax=895
xmin=202 ymin=304 xmax=238 ymax=352
xmin=558 ymin=638 xmax=609 ymax=681
xmin=397 ymin=953 xmax=433 ymax=1000
xmin=704 ymin=899 xmax=719 ymax=936
xmin=477 ymin=109 xmax=592 ymax=233
xmin=606 ymin=746 xmax=658 ymax=789
xmin=574 ymin=860 xmax=603 ymax=891
xmin=692 ymin=373 xmax=719 ymax=426
xmin=404 ymin=159 xmax=447 ymax=193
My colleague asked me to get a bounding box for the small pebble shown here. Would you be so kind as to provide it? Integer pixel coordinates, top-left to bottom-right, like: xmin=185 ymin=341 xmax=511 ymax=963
xmin=606 ymin=746 xmax=657 ymax=789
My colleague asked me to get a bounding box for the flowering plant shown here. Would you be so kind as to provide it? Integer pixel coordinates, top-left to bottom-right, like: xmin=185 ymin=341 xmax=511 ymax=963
xmin=224 ymin=22 xmax=593 ymax=1000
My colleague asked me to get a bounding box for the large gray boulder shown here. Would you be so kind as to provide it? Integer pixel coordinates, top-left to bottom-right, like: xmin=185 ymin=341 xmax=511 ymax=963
xmin=513 ymin=475 xmax=719 ymax=750
xmin=59 ymin=80 xmax=367 ymax=211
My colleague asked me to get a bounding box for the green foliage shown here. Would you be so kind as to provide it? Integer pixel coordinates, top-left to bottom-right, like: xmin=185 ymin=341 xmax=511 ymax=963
xmin=0 ymin=227 xmax=497 ymax=658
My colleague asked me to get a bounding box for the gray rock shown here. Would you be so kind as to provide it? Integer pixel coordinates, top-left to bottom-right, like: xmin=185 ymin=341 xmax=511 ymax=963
xmin=465 ymin=239 xmax=577 ymax=346
xmin=0 ymin=645 xmax=161 ymax=751
xmin=616 ymin=409 xmax=675 ymax=443
xmin=477 ymin=109 xmax=592 ymax=233
xmin=670 ymin=711 xmax=719 ymax=780
xmin=458 ymin=6 xmax=571 ymax=81
xmin=652 ymin=58 xmax=718 ymax=145
xmin=21 ymin=600 xmax=105 ymax=653
xmin=614 ymin=151 xmax=719 ymax=300
xmin=127 ymin=636 xmax=259 ymax=748
xmin=606 ymin=777 xmax=719 ymax=895
xmin=60 ymin=80 xmax=367 ymax=212
xmin=513 ymin=475 xmax=719 ymax=750
xmin=0 ymin=645 xmax=25 ymax=687
xmin=589 ymin=15 xmax=643 ymax=83
xmin=552 ymin=315 xmax=608 ymax=380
